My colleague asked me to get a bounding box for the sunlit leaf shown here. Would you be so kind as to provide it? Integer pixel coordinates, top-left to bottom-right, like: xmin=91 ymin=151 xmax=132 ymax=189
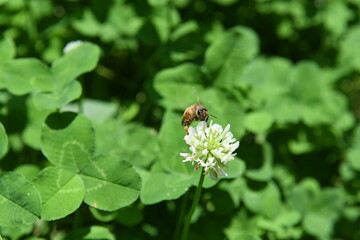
xmin=141 ymin=172 xmax=192 ymax=204
xmin=0 ymin=172 xmax=41 ymax=226
xmin=41 ymin=112 xmax=95 ymax=170
xmin=81 ymin=155 xmax=141 ymax=211
xmin=14 ymin=164 xmax=40 ymax=181
xmin=34 ymin=167 xmax=85 ymax=220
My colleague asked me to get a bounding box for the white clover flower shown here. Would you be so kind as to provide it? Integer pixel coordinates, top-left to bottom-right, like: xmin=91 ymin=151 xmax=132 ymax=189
xmin=63 ymin=40 xmax=84 ymax=53
xmin=180 ymin=121 xmax=240 ymax=180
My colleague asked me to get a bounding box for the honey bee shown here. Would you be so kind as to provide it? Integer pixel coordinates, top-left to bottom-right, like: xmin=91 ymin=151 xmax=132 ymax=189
xmin=181 ymin=104 xmax=209 ymax=133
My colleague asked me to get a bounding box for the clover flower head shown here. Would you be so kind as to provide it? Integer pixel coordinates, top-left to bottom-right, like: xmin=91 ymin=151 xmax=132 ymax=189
xmin=63 ymin=40 xmax=84 ymax=53
xmin=180 ymin=121 xmax=240 ymax=180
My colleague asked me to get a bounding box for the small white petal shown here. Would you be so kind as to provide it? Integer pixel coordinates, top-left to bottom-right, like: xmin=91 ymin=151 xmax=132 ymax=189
xmin=63 ymin=40 xmax=84 ymax=53
xmin=217 ymin=167 xmax=228 ymax=177
xmin=209 ymin=170 xmax=218 ymax=180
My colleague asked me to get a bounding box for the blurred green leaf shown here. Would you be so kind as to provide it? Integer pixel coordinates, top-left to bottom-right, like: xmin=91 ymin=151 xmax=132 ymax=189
xmin=219 ymin=178 xmax=246 ymax=208
xmin=0 ymin=37 xmax=15 ymax=64
xmin=244 ymin=111 xmax=273 ymax=134
xmin=246 ymin=142 xmax=273 ymax=181
xmin=52 ymin=42 xmax=101 ymax=88
xmin=141 ymin=172 xmax=192 ymax=204
xmin=62 ymin=98 xmax=118 ymax=123
xmin=170 ymin=20 xmax=198 ymax=42
xmin=72 ymin=9 xmax=101 ymax=37
xmin=65 ymin=225 xmax=115 ymax=240
xmin=243 ymin=181 xmax=282 ymax=219
xmin=0 ymin=172 xmax=41 ymax=226
xmin=148 ymin=0 xmax=169 ymax=6
xmin=32 ymin=80 xmax=82 ymax=110
xmin=264 ymin=94 xmax=302 ymax=124
xmin=204 ymin=26 xmax=259 ymax=87
xmin=224 ymin=209 xmax=261 ymax=239
xmin=81 ymin=155 xmax=141 ymax=211
xmin=89 ymin=207 xmax=118 ymax=222
xmin=346 ymin=148 xmax=360 ymax=171
xmin=116 ymin=204 xmax=143 ymax=227
xmin=274 ymin=209 xmax=301 ymax=227
xmin=158 ymin=110 xmax=192 ymax=175
xmin=0 ymin=58 xmax=53 ymax=95
xmin=228 ymin=232 xmax=261 ymax=240
xmin=41 ymin=112 xmax=94 ymax=170
xmin=211 ymin=0 xmax=239 ymax=6
xmin=0 ymin=224 xmax=33 ymax=240
xmin=288 ymin=131 xmax=314 ymax=154
xmin=238 ymin=57 xmax=291 ymax=104
xmin=323 ymin=0 xmax=353 ymax=36
xmin=200 ymin=88 xmax=245 ymax=139
xmin=289 ymin=61 xmax=325 ymax=102
xmin=225 ymin=158 xmax=246 ymax=179
xmin=14 ymin=164 xmax=40 ymax=181
xmin=34 ymin=167 xmax=85 ymax=220
xmin=115 ymin=124 xmax=158 ymax=169
xmin=287 ymin=178 xmax=320 ymax=213
xmin=339 ymin=26 xmax=360 ymax=71
xmin=347 ymin=125 xmax=360 ymax=171
xmin=257 ymin=211 xmax=302 ymax=239
xmin=303 ymin=212 xmax=332 ymax=239
xmin=0 ymin=123 xmax=8 ymax=159
xmin=22 ymin=97 xmax=53 ymax=149
xmin=153 ymin=63 xmax=205 ymax=109
xmin=149 ymin=5 xmax=181 ymax=43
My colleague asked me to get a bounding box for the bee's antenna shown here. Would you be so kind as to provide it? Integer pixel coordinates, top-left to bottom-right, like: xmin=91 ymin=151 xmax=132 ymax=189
xmin=210 ymin=114 xmax=217 ymax=119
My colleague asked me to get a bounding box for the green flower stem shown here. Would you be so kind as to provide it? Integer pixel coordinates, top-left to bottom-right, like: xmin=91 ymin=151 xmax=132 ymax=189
xmin=180 ymin=167 xmax=205 ymax=240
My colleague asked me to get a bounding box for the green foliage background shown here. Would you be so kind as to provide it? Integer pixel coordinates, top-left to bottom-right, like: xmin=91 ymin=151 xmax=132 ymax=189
xmin=1 ymin=0 xmax=360 ymax=239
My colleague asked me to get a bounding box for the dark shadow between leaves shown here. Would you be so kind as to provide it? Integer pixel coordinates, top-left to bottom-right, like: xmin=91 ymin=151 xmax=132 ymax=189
xmin=45 ymin=112 xmax=77 ymax=130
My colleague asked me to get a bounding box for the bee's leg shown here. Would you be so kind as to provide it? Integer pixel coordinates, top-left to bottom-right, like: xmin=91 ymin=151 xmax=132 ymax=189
xmin=184 ymin=125 xmax=189 ymax=134
xmin=183 ymin=126 xmax=191 ymax=146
